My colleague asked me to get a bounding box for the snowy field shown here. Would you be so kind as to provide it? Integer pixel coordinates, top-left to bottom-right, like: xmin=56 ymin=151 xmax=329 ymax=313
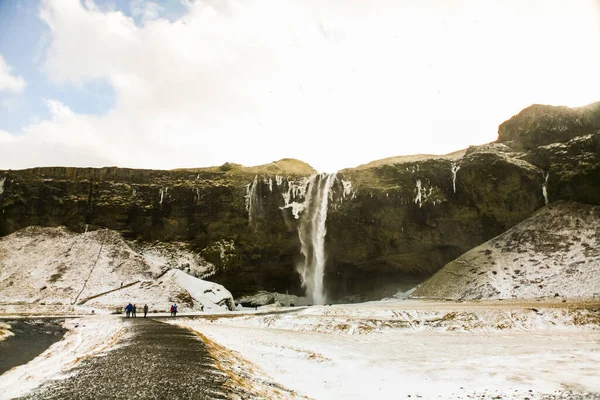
xmin=170 ymin=300 xmax=600 ymax=400
xmin=0 ymin=300 xmax=599 ymax=399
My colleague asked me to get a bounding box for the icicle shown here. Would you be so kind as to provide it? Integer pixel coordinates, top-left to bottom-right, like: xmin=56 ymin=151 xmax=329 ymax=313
xmin=341 ymin=179 xmax=353 ymax=199
xmin=280 ymin=178 xmax=310 ymax=219
xmin=0 ymin=176 xmax=5 ymax=195
xmin=451 ymin=164 xmax=461 ymax=194
xmin=414 ymin=180 xmax=423 ymax=208
xmin=542 ymin=172 xmax=550 ymax=205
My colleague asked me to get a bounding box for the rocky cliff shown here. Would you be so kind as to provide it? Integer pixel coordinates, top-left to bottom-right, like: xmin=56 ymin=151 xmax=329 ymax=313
xmin=1 ymin=103 xmax=599 ymax=302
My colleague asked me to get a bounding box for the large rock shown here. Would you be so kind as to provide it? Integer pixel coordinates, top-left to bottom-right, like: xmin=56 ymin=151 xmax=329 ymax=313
xmin=498 ymin=101 xmax=600 ymax=150
xmin=411 ymin=201 xmax=600 ymax=300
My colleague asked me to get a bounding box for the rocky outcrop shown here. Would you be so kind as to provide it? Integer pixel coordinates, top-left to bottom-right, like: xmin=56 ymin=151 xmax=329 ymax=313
xmin=411 ymin=201 xmax=600 ymax=300
xmin=1 ymin=103 xmax=599 ymax=302
xmin=498 ymin=101 xmax=600 ymax=150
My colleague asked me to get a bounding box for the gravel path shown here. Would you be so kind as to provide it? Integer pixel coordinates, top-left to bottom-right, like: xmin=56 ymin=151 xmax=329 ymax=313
xmin=19 ymin=318 xmax=235 ymax=400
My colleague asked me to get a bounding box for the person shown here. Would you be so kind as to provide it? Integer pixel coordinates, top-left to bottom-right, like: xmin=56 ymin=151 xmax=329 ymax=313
xmin=173 ymin=303 xmax=178 ymax=317
xmin=143 ymin=304 xmax=149 ymax=318
xmin=125 ymin=303 xmax=132 ymax=318
xmin=170 ymin=304 xmax=174 ymax=317
xmin=132 ymin=304 xmax=137 ymax=318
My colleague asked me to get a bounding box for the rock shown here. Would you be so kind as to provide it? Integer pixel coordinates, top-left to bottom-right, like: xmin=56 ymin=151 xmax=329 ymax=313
xmin=236 ymin=291 xmax=276 ymax=307
xmin=498 ymin=101 xmax=600 ymax=150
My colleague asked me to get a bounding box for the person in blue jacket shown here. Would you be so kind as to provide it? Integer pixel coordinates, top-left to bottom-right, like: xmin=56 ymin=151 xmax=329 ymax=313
xmin=125 ymin=303 xmax=133 ymax=318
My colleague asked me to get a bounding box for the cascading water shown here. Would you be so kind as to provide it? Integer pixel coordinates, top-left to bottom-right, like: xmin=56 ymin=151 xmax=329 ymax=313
xmin=297 ymin=173 xmax=337 ymax=305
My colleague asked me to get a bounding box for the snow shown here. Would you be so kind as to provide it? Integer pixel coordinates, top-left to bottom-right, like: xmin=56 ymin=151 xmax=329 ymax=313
xmin=0 ymin=321 xmax=14 ymax=342
xmin=413 ymin=201 xmax=600 ymax=300
xmin=171 ymin=269 xmax=235 ymax=311
xmin=170 ymin=300 xmax=600 ymax=400
xmin=0 ymin=316 xmax=125 ymax=399
xmin=0 ymin=226 xmax=235 ymax=313
xmin=129 ymin=240 xmax=214 ymax=278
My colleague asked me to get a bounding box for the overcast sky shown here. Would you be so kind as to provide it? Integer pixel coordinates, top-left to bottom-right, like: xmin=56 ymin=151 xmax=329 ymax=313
xmin=1 ymin=0 xmax=599 ymax=172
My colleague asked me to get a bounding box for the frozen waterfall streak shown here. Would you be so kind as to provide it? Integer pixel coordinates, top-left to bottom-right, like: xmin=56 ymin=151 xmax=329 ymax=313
xmin=297 ymin=173 xmax=336 ymax=305
xmin=451 ymin=164 xmax=460 ymax=194
xmin=245 ymin=175 xmax=262 ymax=229
xmin=72 ymin=230 xmax=107 ymax=305
xmin=542 ymin=171 xmax=550 ymax=205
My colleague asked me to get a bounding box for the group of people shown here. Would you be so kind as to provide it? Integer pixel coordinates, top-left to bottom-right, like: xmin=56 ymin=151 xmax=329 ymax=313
xmin=125 ymin=303 xmax=149 ymax=318
xmin=124 ymin=303 xmax=179 ymax=317
xmin=169 ymin=303 xmax=178 ymax=317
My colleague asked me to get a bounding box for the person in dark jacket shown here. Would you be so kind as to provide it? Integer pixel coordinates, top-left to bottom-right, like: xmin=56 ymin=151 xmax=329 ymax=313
xmin=143 ymin=304 xmax=149 ymax=318
xmin=125 ymin=303 xmax=132 ymax=318
xmin=132 ymin=304 xmax=137 ymax=318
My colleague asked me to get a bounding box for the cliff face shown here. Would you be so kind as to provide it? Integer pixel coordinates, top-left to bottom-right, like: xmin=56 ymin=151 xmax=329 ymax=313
xmin=1 ymin=103 xmax=599 ymax=301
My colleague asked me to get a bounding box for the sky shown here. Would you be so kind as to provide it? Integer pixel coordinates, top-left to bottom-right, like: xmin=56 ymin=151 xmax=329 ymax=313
xmin=0 ymin=0 xmax=599 ymax=173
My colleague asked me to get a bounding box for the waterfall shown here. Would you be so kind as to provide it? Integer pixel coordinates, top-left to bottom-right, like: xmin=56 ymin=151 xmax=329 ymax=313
xmin=297 ymin=173 xmax=337 ymax=305
xmin=245 ymin=175 xmax=263 ymax=228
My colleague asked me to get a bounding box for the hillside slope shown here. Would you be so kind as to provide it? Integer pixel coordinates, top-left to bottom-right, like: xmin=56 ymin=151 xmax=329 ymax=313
xmin=412 ymin=201 xmax=600 ymax=300
xmin=0 ymin=227 xmax=235 ymax=312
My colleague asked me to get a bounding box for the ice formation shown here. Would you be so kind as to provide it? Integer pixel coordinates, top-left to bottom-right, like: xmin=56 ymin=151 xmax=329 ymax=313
xmin=414 ymin=180 xmax=423 ymax=207
xmin=542 ymin=172 xmax=550 ymax=205
xmin=451 ymin=163 xmax=460 ymax=194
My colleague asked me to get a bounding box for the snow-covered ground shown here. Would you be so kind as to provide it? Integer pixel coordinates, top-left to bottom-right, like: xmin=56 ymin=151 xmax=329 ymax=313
xmin=413 ymin=201 xmax=600 ymax=300
xmin=0 ymin=226 xmax=235 ymax=313
xmin=0 ymin=316 xmax=125 ymax=399
xmin=170 ymin=300 xmax=600 ymax=399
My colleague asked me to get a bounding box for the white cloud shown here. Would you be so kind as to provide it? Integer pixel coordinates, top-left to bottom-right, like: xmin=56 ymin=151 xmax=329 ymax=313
xmin=130 ymin=0 xmax=163 ymax=23
xmin=0 ymin=54 xmax=26 ymax=93
xmin=2 ymin=0 xmax=600 ymax=172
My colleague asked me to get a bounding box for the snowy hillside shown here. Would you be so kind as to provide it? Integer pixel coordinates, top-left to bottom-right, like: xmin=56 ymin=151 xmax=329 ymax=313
xmin=0 ymin=227 xmax=235 ymax=312
xmin=412 ymin=201 xmax=600 ymax=300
